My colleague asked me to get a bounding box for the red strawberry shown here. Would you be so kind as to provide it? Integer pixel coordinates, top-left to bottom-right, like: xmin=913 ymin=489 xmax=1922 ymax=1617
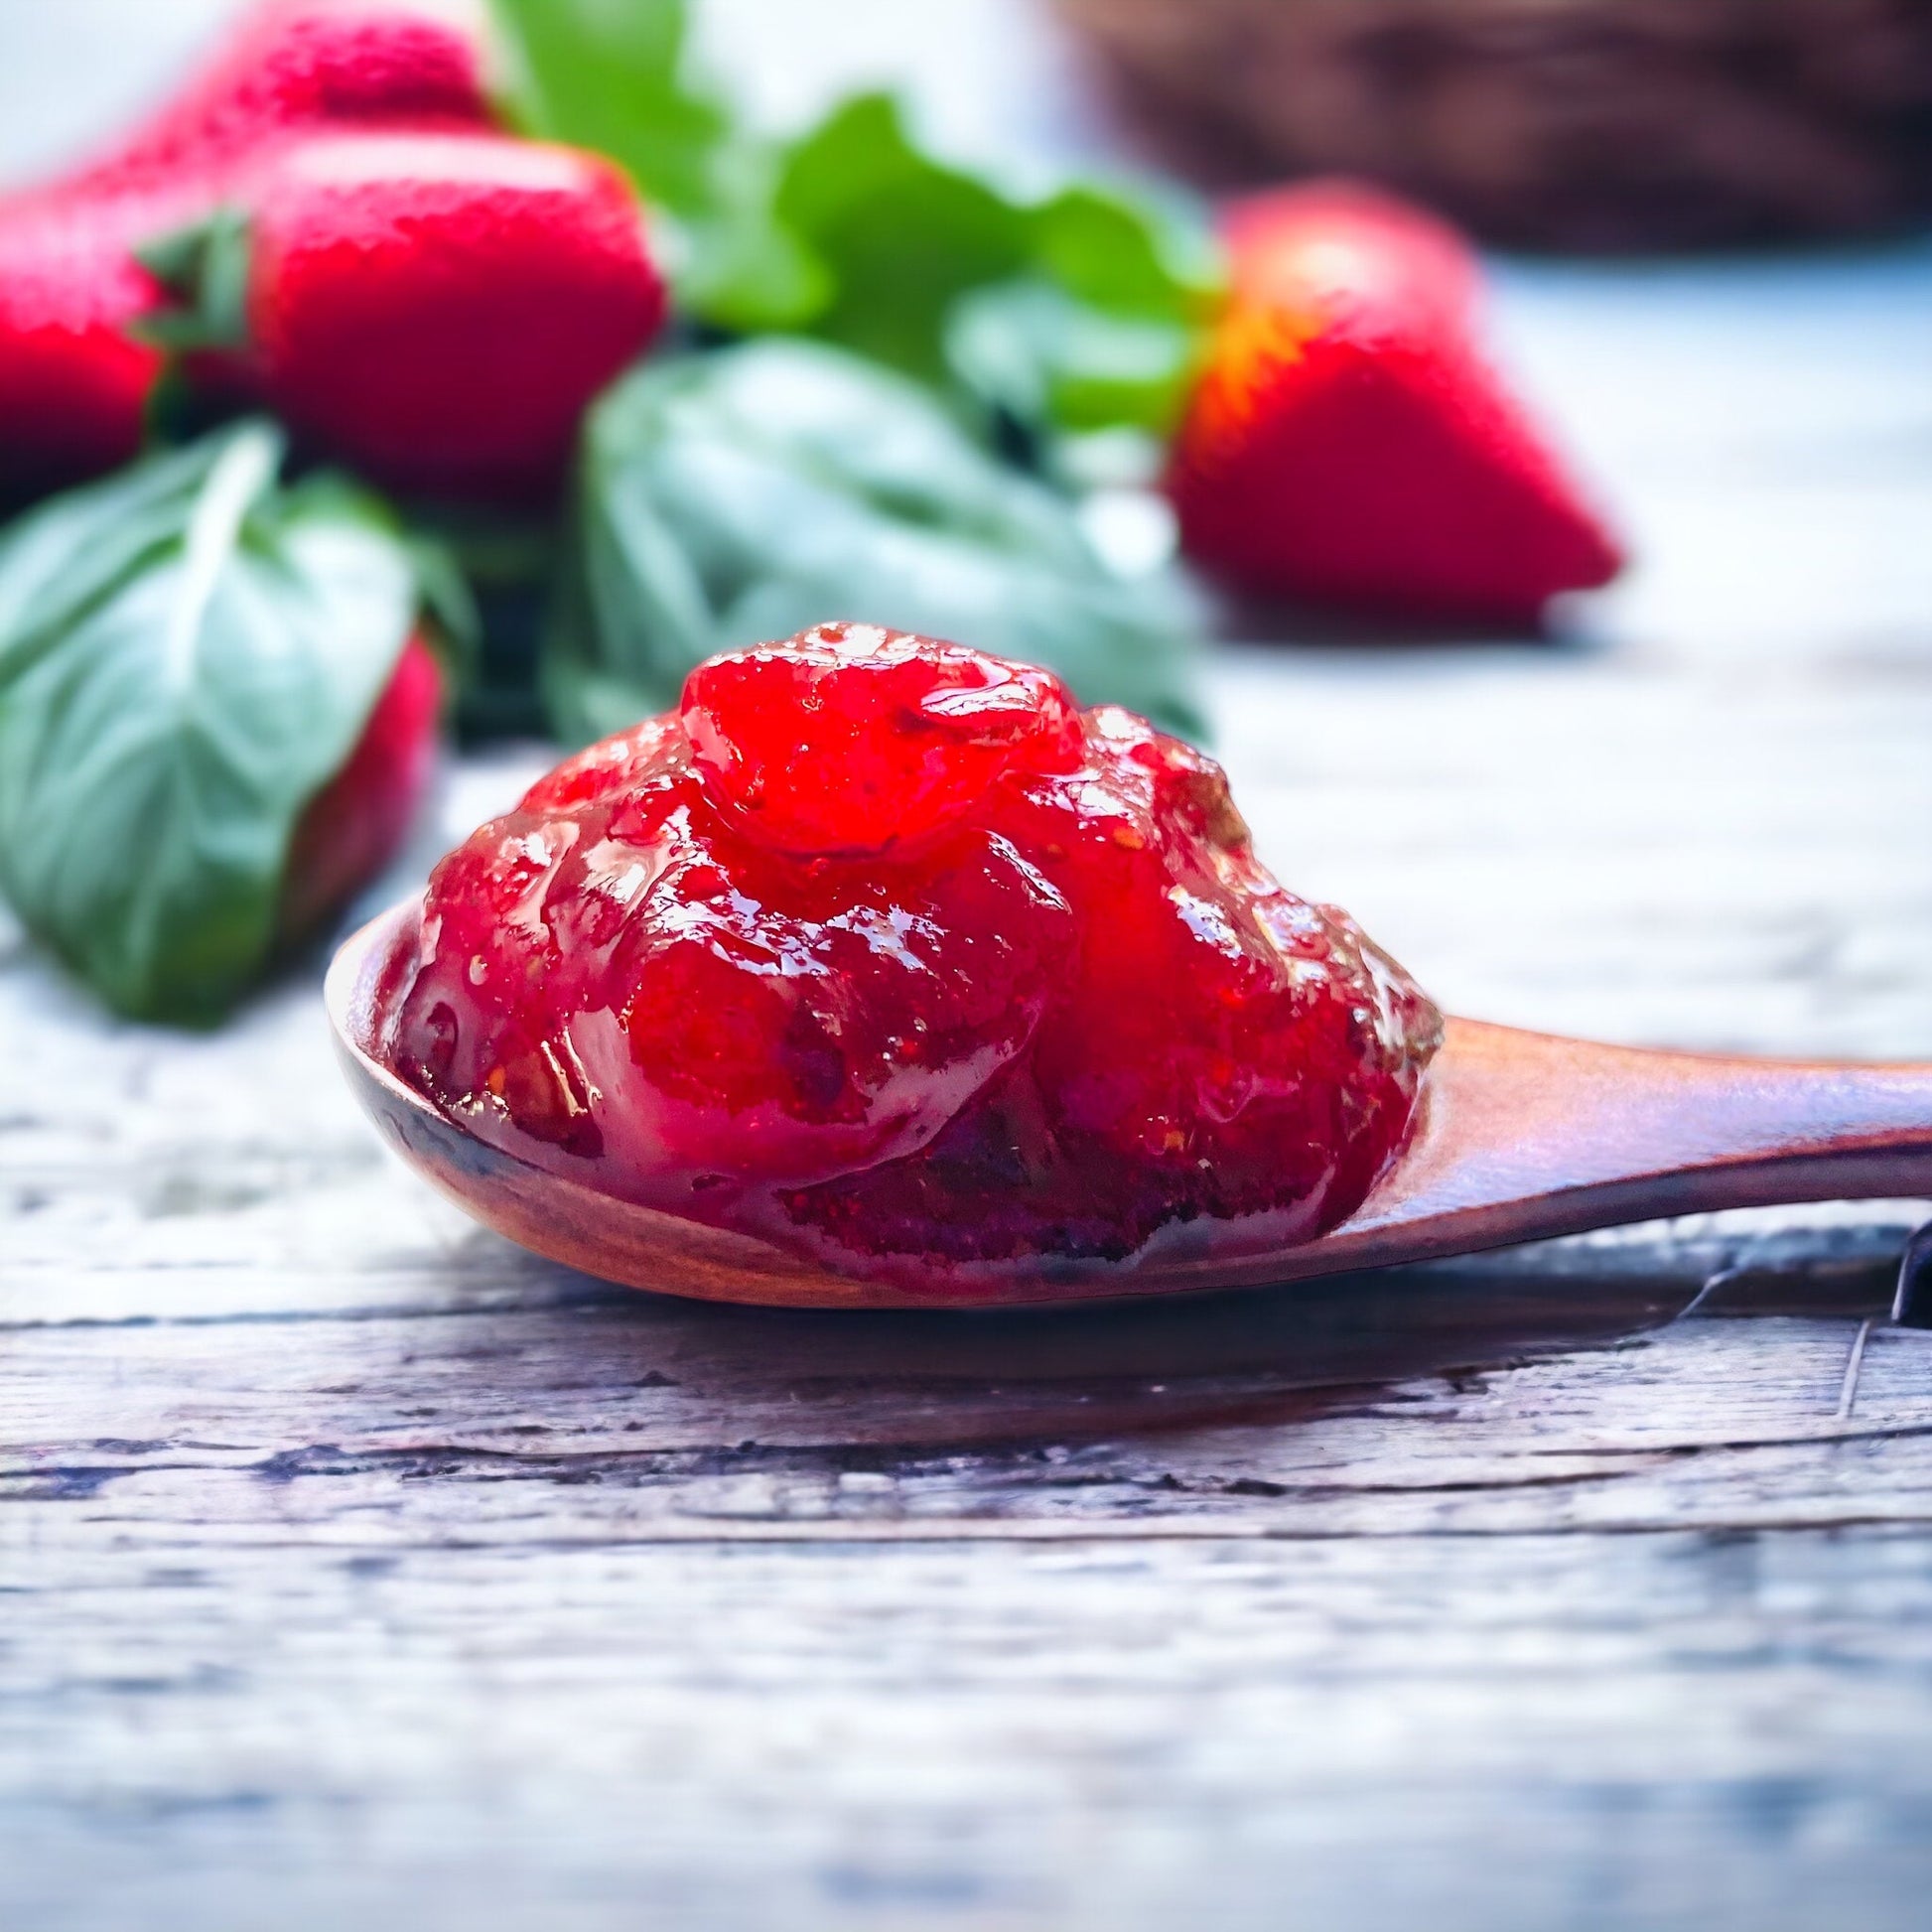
xmin=47 ymin=0 xmax=489 ymax=207
xmin=223 ymin=132 xmax=666 ymax=498
xmin=0 ymin=199 xmax=172 ymax=505
xmin=1171 ymin=184 xmax=1622 ymax=625
xmin=1223 ymin=179 xmax=1477 ymax=331
xmin=280 ymin=628 xmax=444 ymax=941
xmin=0 ymin=2 xmax=490 ymax=508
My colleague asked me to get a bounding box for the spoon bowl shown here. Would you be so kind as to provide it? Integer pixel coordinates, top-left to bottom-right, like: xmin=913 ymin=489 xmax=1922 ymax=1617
xmin=328 ymin=897 xmax=1932 ymax=1310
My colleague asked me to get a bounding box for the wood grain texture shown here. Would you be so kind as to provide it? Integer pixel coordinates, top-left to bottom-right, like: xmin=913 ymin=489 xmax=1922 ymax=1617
xmin=4 ymin=5 xmax=1932 ymax=1930
xmin=8 ymin=1242 xmax=1932 ymax=1932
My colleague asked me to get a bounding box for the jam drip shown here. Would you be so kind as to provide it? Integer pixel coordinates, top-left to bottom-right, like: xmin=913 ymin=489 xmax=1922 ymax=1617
xmin=386 ymin=622 xmax=1443 ymax=1278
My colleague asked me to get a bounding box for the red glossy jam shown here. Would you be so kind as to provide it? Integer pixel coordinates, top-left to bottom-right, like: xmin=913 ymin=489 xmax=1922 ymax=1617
xmin=384 ymin=624 xmax=1442 ymax=1284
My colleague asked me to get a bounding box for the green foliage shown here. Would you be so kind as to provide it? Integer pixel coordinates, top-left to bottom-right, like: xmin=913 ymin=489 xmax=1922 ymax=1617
xmin=0 ymin=423 xmax=418 ymax=1022
xmin=770 ymin=93 xmax=1031 ymax=381
xmin=133 ymin=204 xmax=255 ymax=352
xmin=485 ymin=0 xmax=1224 ymax=429
xmin=1030 ymin=182 xmax=1221 ymax=322
xmin=543 ymin=340 xmax=1206 ymax=748
xmin=485 ymin=0 xmax=728 ymax=218
xmin=945 ymin=281 xmax=1200 ymax=440
xmin=485 ymin=0 xmax=825 ymax=332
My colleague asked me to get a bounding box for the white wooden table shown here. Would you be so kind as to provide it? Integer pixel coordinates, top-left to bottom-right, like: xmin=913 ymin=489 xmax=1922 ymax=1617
xmin=5 ymin=6 xmax=1932 ymax=1929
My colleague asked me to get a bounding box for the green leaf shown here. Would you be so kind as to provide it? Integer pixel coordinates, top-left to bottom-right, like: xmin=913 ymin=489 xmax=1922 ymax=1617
xmin=669 ymin=139 xmax=832 ymax=336
xmin=483 ymin=1 xmax=1227 ymax=423
xmin=769 ymin=98 xmax=1222 ymax=416
xmin=772 ymin=94 xmax=1032 ymax=382
xmin=484 ymin=0 xmax=822 ymax=332
xmin=485 ymin=0 xmax=727 ymax=217
xmin=133 ymin=204 xmax=254 ymax=352
xmin=1030 ymin=184 xmax=1223 ymax=322
xmin=946 ymin=279 xmax=1200 ymax=439
xmin=942 ymin=193 xmax=1219 ymax=448
xmin=0 ymin=421 xmax=419 ymax=1023
xmin=541 ymin=340 xmax=1206 ymax=750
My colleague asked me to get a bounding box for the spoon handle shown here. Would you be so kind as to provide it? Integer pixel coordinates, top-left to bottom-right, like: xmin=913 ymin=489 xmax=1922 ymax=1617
xmin=1422 ymin=1022 xmax=1932 ymax=1226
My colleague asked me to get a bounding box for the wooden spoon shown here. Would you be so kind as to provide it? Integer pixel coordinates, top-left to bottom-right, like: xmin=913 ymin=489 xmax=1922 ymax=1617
xmin=328 ymin=897 xmax=1932 ymax=1311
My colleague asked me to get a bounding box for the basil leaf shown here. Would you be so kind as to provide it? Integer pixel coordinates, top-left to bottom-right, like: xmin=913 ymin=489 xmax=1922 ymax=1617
xmin=485 ymin=0 xmax=727 ymax=218
xmin=946 ymin=280 xmax=1200 ymax=439
xmin=485 ymin=0 xmax=824 ymax=332
xmin=485 ymin=1 xmax=1224 ymax=423
xmin=0 ymin=421 xmax=418 ymax=1022
xmin=1030 ymin=184 xmax=1223 ymax=325
xmin=772 ymin=94 xmax=1032 ymax=383
xmin=541 ymin=340 xmax=1206 ymax=749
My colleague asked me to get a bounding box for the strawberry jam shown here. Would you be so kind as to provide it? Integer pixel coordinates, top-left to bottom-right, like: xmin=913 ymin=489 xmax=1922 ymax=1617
xmin=384 ymin=624 xmax=1441 ymax=1286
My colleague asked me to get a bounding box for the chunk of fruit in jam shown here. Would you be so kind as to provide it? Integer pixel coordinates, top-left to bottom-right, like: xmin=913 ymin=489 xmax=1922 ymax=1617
xmin=680 ymin=625 xmax=1083 ymax=854
xmin=386 ymin=623 xmax=1442 ymax=1272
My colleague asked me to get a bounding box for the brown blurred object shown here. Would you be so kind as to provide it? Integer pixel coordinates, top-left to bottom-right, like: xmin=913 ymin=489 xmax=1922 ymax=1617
xmin=1051 ymin=0 xmax=1932 ymax=249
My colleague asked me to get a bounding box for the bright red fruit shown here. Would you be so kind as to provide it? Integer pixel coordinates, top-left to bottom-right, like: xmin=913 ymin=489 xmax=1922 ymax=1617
xmin=0 ymin=198 xmax=173 ymax=505
xmin=1172 ymin=183 xmax=1622 ymax=625
xmin=51 ymin=0 xmax=489 ymax=206
xmin=680 ymin=623 xmax=1085 ymax=856
xmin=0 ymin=2 xmax=490 ymax=506
xmin=242 ymin=132 xmax=667 ymax=497
xmin=281 ymin=629 xmax=442 ymax=941
xmin=1222 ymin=179 xmax=1477 ymax=330
xmin=384 ymin=626 xmax=1441 ymax=1286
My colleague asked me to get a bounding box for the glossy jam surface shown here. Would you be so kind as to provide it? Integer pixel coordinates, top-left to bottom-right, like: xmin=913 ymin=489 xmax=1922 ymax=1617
xmin=384 ymin=624 xmax=1442 ymax=1283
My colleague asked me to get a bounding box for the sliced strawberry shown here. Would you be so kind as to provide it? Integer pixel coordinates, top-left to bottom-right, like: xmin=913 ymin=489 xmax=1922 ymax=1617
xmin=1172 ymin=183 xmax=1622 ymax=625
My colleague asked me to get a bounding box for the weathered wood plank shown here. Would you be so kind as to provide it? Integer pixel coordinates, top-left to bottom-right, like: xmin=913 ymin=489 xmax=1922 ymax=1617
xmin=7 ymin=1532 xmax=1932 ymax=1932
xmin=10 ymin=1285 xmax=1932 ymax=1536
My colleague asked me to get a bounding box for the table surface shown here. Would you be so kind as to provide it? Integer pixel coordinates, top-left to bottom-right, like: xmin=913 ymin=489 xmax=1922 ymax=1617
xmin=5 ymin=6 xmax=1932 ymax=1930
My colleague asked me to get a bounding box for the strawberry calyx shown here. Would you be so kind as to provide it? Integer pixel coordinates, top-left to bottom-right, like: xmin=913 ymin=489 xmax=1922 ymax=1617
xmin=134 ymin=204 xmax=257 ymax=353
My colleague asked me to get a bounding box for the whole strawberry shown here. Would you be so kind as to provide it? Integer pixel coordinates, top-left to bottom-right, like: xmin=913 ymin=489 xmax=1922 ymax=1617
xmin=167 ymin=132 xmax=668 ymax=499
xmin=0 ymin=199 xmax=172 ymax=505
xmin=1222 ymin=179 xmax=1476 ymax=329
xmin=1171 ymin=182 xmax=1622 ymax=626
xmin=45 ymin=0 xmax=490 ymax=207
xmin=0 ymin=1 xmax=490 ymax=509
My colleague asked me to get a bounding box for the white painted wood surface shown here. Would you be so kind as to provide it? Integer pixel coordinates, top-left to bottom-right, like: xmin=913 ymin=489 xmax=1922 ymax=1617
xmin=4 ymin=5 xmax=1932 ymax=1929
